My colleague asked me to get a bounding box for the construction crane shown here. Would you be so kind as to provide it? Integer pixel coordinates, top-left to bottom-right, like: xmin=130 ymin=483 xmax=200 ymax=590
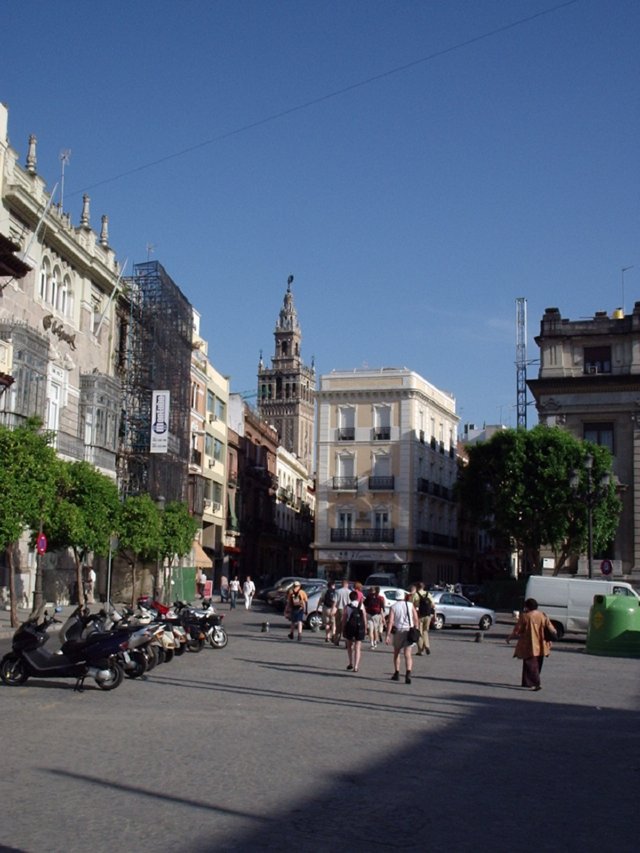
xmin=515 ymin=297 xmax=528 ymax=429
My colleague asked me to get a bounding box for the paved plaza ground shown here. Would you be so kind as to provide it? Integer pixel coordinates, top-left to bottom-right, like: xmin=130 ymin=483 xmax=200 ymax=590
xmin=0 ymin=601 xmax=638 ymax=852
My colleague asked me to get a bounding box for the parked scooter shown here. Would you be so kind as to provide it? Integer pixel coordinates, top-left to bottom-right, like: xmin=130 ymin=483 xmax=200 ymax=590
xmin=0 ymin=606 xmax=126 ymax=691
xmin=174 ymin=599 xmax=228 ymax=650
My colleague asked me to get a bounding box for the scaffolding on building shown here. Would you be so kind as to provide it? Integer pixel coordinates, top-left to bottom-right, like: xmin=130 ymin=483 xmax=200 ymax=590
xmin=116 ymin=261 xmax=193 ymax=502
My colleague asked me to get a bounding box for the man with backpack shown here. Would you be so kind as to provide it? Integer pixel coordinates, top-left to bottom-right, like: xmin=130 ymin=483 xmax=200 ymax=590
xmin=342 ymin=590 xmax=366 ymax=672
xmin=414 ymin=581 xmax=435 ymax=655
xmin=322 ymin=579 xmax=338 ymax=643
xmin=285 ymin=581 xmax=308 ymax=642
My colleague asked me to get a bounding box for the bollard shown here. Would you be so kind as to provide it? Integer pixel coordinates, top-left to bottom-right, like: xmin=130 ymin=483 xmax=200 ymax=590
xmin=261 ymin=621 xmax=270 ymax=633
xmin=474 ymin=631 xmax=483 ymax=643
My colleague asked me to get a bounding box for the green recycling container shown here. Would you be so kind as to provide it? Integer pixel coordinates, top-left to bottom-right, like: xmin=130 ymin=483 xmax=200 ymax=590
xmin=586 ymin=594 xmax=640 ymax=658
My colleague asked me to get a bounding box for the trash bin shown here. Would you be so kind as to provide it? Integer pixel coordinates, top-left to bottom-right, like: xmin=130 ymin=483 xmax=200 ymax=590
xmin=586 ymin=594 xmax=640 ymax=658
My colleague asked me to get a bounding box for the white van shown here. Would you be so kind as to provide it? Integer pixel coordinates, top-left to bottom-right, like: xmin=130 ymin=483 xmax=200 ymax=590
xmin=524 ymin=576 xmax=639 ymax=638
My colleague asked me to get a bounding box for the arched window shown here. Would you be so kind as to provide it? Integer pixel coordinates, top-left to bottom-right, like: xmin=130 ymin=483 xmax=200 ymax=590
xmin=39 ymin=258 xmax=50 ymax=301
xmin=64 ymin=279 xmax=74 ymax=319
xmin=49 ymin=266 xmax=60 ymax=307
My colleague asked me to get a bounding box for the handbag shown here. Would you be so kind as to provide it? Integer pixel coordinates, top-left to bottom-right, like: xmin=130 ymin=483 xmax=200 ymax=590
xmin=406 ymin=602 xmax=420 ymax=645
xmin=543 ymin=619 xmax=557 ymax=642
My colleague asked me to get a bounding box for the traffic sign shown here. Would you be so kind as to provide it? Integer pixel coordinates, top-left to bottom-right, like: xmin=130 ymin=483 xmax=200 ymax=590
xmin=600 ymin=559 xmax=613 ymax=576
xmin=36 ymin=533 xmax=47 ymax=555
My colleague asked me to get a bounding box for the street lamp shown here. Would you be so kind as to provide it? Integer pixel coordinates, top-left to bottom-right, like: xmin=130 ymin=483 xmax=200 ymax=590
xmin=570 ymin=454 xmax=610 ymax=579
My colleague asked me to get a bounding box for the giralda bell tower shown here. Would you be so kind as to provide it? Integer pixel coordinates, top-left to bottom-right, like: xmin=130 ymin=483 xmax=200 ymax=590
xmin=257 ymin=275 xmax=315 ymax=472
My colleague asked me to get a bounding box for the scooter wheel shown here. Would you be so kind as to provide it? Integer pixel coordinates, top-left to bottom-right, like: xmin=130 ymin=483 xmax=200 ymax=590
xmin=0 ymin=654 xmax=29 ymax=686
xmin=163 ymin=648 xmax=174 ymax=663
xmin=210 ymin=629 xmax=229 ymax=649
xmin=143 ymin=645 xmax=159 ymax=671
xmin=187 ymin=637 xmax=205 ymax=653
xmin=124 ymin=651 xmax=147 ymax=679
xmin=174 ymin=643 xmax=187 ymax=656
xmin=97 ymin=661 xmax=124 ymax=691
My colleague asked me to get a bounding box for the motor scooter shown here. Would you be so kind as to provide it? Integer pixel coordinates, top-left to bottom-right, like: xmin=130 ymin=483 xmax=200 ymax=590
xmin=0 ymin=606 xmax=126 ymax=691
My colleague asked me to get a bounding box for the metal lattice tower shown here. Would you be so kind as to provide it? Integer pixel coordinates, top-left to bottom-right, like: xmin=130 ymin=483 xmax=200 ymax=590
xmin=516 ymin=297 xmax=527 ymax=429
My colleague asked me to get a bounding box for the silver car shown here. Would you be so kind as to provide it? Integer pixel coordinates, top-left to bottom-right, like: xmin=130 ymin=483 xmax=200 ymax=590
xmin=430 ymin=591 xmax=495 ymax=631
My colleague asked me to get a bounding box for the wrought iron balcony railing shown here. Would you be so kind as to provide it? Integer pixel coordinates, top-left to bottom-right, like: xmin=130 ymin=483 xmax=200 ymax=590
xmin=368 ymin=476 xmax=394 ymax=491
xmin=332 ymin=476 xmax=358 ymax=490
xmin=330 ymin=528 xmax=395 ymax=543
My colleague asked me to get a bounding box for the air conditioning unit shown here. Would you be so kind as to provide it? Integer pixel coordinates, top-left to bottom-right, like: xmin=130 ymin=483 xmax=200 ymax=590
xmin=212 ymin=501 xmax=221 ymax=513
xmin=208 ymin=460 xmax=215 ymax=469
xmin=203 ymin=498 xmax=212 ymax=509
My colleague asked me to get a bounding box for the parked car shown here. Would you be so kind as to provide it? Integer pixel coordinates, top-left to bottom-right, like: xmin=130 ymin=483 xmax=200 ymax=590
xmin=364 ymin=572 xmax=399 ymax=588
xmin=430 ymin=591 xmax=495 ymax=631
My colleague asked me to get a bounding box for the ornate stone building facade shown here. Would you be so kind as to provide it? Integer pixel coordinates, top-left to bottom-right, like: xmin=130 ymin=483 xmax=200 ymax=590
xmin=528 ymin=305 xmax=640 ymax=576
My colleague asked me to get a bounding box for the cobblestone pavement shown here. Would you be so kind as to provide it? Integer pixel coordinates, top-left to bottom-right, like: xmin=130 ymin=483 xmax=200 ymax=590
xmin=0 ymin=601 xmax=638 ymax=853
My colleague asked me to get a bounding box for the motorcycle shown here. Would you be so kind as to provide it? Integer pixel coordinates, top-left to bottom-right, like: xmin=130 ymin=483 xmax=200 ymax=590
xmin=0 ymin=606 xmax=126 ymax=691
xmin=173 ymin=599 xmax=228 ymax=650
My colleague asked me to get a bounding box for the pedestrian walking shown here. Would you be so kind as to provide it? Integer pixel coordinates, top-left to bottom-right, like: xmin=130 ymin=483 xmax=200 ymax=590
xmin=333 ymin=579 xmax=351 ymax=646
xmin=414 ymin=581 xmax=435 ymax=656
xmin=507 ymin=598 xmax=557 ymax=690
xmin=229 ymin=575 xmax=240 ymax=609
xmin=342 ymin=590 xmax=366 ymax=672
xmin=83 ymin=566 xmax=96 ymax=604
xmin=220 ymin=575 xmax=229 ymax=604
xmin=243 ymin=576 xmax=256 ymax=610
xmin=322 ymin=579 xmax=338 ymax=643
xmin=364 ymin=585 xmax=385 ymax=649
xmin=196 ymin=569 xmax=207 ymax=599
xmin=285 ymin=581 xmax=308 ymax=641
xmin=385 ymin=592 xmax=419 ymax=684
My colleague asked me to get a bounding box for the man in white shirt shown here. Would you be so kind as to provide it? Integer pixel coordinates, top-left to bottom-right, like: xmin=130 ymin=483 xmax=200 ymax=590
xmin=333 ymin=579 xmax=352 ymax=646
xmin=385 ymin=592 xmax=419 ymax=684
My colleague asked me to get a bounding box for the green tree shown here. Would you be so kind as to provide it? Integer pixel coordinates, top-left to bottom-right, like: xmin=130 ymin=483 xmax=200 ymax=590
xmin=457 ymin=425 xmax=621 ymax=574
xmin=117 ymin=494 xmax=163 ymax=605
xmin=0 ymin=419 xmax=60 ymax=625
xmin=46 ymin=461 xmax=121 ymax=605
xmin=158 ymin=501 xmax=199 ymax=599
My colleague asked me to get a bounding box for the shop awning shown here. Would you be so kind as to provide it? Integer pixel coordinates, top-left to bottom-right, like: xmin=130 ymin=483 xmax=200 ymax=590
xmin=192 ymin=540 xmax=213 ymax=568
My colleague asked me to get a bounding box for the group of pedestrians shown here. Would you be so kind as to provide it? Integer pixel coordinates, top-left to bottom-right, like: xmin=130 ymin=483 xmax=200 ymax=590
xmin=288 ymin=578 xmax=437 ymax=683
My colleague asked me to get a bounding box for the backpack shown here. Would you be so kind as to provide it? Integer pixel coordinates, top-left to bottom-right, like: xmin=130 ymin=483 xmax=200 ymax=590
xmin=417 ymin=593 xmax=434 ymax=618
xmin=323 ymin=588 xmax=336 ymax=608
xmin=291 ymin=592 xmax=303 ymax=609
xmin=344 ymin=604 xmax=363 ymax=639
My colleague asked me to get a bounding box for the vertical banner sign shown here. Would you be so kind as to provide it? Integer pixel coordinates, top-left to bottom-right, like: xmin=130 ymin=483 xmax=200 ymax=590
xmin=150 ymin=390 xmax=170 ymax=453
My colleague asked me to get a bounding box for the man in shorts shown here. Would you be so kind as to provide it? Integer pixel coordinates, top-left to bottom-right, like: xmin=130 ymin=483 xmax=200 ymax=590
xmin=385 ymin=591 xmax=419 ymax=684
xmin=285 ymin=581 xmax=308 ymax=642
xmin=322 ymin=579 xmax=338 ymax=643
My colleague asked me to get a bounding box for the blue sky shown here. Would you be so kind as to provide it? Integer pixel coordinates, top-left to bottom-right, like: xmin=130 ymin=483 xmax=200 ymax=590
xmin=2 ymin=0 xmax=638 ymax=429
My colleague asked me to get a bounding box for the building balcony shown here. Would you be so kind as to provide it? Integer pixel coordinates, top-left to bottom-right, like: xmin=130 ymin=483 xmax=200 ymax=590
xmin=337 ymin=427 xmax=355 ymax=441
xmin=332 ymin=476 xmax=358 ymax=491
xmin=55 ymin=430 xmax=85 ymax=461
xmin=368 ymin=476 xmax=395 ymax=491
xmin=190 ymin=448 xmax=202 ymax=467
xmin=417 ymin=477 xmax=430 ymax=494
xmin=372 ymin=427 xmax=391 ymax=441
xmin=418 ymin=530 xmax=458 ymax=549
xmin=330 ymin=528 xmax=395 ymax=543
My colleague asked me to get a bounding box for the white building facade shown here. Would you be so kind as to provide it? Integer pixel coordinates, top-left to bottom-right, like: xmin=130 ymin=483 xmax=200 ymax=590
xmin=314 ymin=367 xmax=460 ymax=585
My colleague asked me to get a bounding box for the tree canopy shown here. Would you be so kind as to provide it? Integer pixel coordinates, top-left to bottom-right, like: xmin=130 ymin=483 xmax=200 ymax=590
xmin=457 ymin=425 xmax=621 ymax=573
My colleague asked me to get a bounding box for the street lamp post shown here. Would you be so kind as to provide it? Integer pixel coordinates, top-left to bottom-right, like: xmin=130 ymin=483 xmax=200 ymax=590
xmin=570 ymin=454 xmax=610 ymax=579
